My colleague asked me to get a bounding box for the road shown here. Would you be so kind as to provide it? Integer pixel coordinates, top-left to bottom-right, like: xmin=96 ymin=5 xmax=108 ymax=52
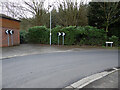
xmin=2 ymin=49 xmax=118 ymax=88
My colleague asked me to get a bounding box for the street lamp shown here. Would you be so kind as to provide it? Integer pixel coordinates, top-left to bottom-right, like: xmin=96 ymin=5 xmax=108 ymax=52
xmin=48 ymin=2 xmax=56 ymax=45
xmin=49 ymin=5 xmax=52 ymax=45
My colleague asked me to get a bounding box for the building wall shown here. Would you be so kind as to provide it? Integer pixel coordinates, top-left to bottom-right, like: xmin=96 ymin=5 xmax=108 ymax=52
xmin=0 ymin=18 xmax=2 ymax=47
xmin=0 ymin=18 xmax=20 ymax=47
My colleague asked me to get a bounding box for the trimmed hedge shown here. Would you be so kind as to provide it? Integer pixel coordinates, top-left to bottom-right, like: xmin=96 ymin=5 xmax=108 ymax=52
xmin=52 ymin=26 xmax=107 ymax=45
xmin=76 ymin=26 xmax=107 ymax=46
xmin=21 ymin=25 xmax=119 ymax=46
xmin=109 ymin=35 xmax=119 ymax=46
xmin=20 ymin=30 xmax=28 ymax=44
xmin=52 ymin=26 xmax=77 ymax=45
xmin=28 ymin=26 xmax=49 ymax=44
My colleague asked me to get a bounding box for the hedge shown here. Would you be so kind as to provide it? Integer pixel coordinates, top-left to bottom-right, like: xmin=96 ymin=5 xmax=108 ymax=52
xmin=51 ymin=26 xmax=107 ymax=45
xmin=20 ymin=30 xmax=28 ymax=44
xmin=28 ymin=26 xmax=49 ymax=44
xmin=20 ymin=25 xmax=119 ymax=46
xmin=76 ymin=26 xmax=107 ymax=46
xmin=109 ymin=35 xmax=119 ymax=46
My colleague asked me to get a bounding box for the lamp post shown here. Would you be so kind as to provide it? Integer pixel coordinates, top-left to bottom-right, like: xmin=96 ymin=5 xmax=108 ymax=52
xmin=50 ymin=9 xmax=51 ymax=45
xmin=49 ymin=5 xmax=52 ymax=45
xmin=49 ymin=2 xmax=56 ymax=45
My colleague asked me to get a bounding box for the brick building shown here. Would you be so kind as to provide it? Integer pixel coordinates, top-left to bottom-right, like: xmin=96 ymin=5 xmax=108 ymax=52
xmin=0 ymin=14 xmax=20 ymax=47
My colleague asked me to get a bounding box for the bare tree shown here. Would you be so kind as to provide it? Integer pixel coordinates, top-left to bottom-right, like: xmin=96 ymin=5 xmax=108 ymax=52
xmin=98 ymin=2 xmax=120 ymax=32
xmin=1 ymin=1 xmax=29 ymax=19
xmin=1 ymin=0 xmax=47 ymax=19
xmin=23 ymin=0 xmax=47 ymax=26
xmin=56 ymin=0 xmax=88 ymax=26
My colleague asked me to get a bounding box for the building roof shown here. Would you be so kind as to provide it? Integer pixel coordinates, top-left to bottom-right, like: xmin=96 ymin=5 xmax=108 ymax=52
xmin=0 ymin=14 xmax=21 ymax=22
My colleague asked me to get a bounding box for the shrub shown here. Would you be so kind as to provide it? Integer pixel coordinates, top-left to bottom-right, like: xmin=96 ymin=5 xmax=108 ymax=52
xmin=20 ymin=30 xmax=28 ymax=44
xmin=76 ymin=26 xmax=107 ymax=46
xmin=51 ymin=25 xmax=63 ymax=44
xmin=52 ymin=26 xmax=77 ymax=45
xmin=109 ymin=35 xmax=119 ymax=46
xmin=61 ymin=26 xmax=76 ymax=45
xmin=28 ymin=26 xmax=49 ymax=44
xmin=27 ymin=25 xmax=107 ymax=46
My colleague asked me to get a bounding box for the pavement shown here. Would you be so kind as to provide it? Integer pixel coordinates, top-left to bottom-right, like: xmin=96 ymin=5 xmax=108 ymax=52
xmin=2 ymin=44 xmax=68 ymax=59
xmin=1 ymin=45 xmax=118 ymax=88
xmin=2 ymin=44 xmax=116 ymax=59
xmin=84 ymin=70 xmax=119 ymax=88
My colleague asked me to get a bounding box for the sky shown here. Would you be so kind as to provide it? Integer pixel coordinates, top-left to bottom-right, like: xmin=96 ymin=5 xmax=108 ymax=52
xmin=1 ymin=0 xmax=92 ymax=8
xmin=0 ymin=0 xmax=92 ymax=18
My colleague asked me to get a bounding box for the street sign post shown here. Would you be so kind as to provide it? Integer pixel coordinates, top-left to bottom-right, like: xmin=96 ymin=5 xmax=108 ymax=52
xmin=9 ymin=30 xmax=14 ymax=45
xmin=57 ymin=32 xmax=61 ymax=45
xmin=62 ymin=32 xmax=65 ymax=45
xmin=5 ymin=30 xmax=14 ymax=46
xmin=5 ymin=30 xmax=10 ymax=46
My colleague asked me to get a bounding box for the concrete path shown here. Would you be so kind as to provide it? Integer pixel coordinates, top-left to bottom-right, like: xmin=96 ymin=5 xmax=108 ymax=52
xmin=2 ymin=44 xmax=114 ymax=59
xmin=84 ymin=70 xmax=119 ymax=88
xmin=2 ymin=44 xmax=67 ymax=58
xmin=2 ymin=49 xmax=118 ymax=88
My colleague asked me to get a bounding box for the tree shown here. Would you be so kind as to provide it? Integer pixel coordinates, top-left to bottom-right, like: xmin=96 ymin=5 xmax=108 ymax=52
xmin=23 ymin=0 xmax=47 ymax=26
xmin=56 ymin=0 xmax=88 ymax=27
xmin=88 ymin=2 xmax=120 ymax=33
xmin=1 ymin=1 xmax=28 ymax=19
xmin=1 ymin=0 xmax=89 ymax=29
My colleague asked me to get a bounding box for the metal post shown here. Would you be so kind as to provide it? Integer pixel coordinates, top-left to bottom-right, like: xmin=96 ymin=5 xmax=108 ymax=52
xmin=8 ymin=34 xmax=9 ymax=46
xmin=50 ymin=11 xmax=51 ymax=45
xmin=106 ymin=43 xmax=107 ymax=47
xmin=63 ymin=36 xmax=64 ymax=45
xmin=111 ymin=43 xmax=112 ymax=47
xmin=11 ymin=35 xmax=13 ymax=46
xmin=58 ymin=36 xmax=59 ymax=45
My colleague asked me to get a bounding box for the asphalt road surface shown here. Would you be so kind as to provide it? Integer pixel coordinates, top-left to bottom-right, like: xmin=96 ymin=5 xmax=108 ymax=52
xmin=2 ymin=49 xmax=118 ymax=88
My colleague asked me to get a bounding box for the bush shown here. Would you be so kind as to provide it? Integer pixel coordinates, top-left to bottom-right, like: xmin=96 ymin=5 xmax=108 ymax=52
xmin=27 ymin=25 xmax=107 ymax=46
xmin=109 ymin=35 xmax=119 ymax=46
xmin=28 ymin=26 xmax=49 ymax=44
xmin=51 ymin=25 xmax=63 ymax=45
xmin=76 ymin=26 xmax=107 ymax=46
xmin=52 ymin=26 xmax=78 ymax=45
xmin=61 ymin=26 xmax=77 ymax=45
xmin=51 ymin=26 xmax=107 ymax=45
xmin=20 ymin=30 xmax=28 ymax=44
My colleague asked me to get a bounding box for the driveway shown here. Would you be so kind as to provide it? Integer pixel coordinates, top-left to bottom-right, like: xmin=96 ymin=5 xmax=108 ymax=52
xmin=2 ymin=49 xmax=118 ymax=88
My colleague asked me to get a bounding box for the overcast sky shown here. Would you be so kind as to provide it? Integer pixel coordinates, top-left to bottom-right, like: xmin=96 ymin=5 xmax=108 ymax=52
xmin=1 ymin=0 xmax=92 ymax=9
xmin=0 ymin=0 xmax=92 ymax=18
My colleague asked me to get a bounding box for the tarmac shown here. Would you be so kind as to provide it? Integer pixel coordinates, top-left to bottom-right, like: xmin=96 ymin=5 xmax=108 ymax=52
xmin=1 ymin=44 xmax=119 ymax=89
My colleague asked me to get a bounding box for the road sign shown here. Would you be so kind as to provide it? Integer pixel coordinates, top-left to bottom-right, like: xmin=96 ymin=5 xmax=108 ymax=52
xmin=62 ymin=32 xmax=65 ymax=36
xmin=5 ymin=30 xmax=9 ymax=34
xmin=57 ymin=32 xmax=61 ymax=36
xmin=9 ymin=30 xmax=14 ymax=35
xmin=5 ymin=30 xmax=14 ymax=46
xmin=5 ymin=30 xmax=10 ymax=46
